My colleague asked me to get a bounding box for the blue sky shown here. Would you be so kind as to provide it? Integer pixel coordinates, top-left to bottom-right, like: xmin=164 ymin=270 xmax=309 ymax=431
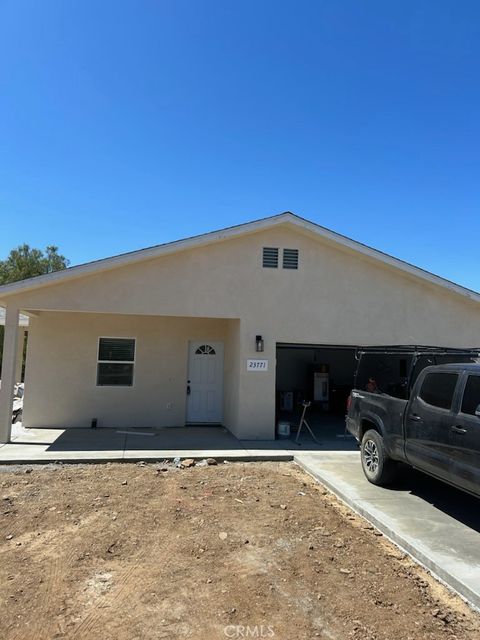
xmin=1 ymin=1 xmax=479 ymax=289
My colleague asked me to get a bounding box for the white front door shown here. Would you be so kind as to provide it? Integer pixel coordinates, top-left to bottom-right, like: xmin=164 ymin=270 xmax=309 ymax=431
xmin=186 ymin=341 xmax=224 ymax=424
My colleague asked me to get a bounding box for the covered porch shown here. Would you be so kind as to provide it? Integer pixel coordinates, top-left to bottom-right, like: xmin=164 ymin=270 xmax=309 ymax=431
xmin=0 ymin=307 xmax=245 ymax=443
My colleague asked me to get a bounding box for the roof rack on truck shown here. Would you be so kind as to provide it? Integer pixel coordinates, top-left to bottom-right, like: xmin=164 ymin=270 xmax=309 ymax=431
xmin=353 ymin=345 xmax=480 ymax=399
xmin=355 ymin=345 xmax=480 ymax=358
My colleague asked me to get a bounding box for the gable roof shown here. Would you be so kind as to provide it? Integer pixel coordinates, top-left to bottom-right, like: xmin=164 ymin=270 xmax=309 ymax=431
xmin=0 ymin=211 xmax=479 ymax=304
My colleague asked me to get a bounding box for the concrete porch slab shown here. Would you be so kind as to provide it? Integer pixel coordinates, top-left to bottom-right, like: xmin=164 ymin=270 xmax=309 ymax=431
xmin=2 ymin=427 xmax=126 ymax=462
xmin=0 ymin=424 xmax=356 ymax=463
xmin=295 ymin=451 xmax=480 ymax=611
xmin=0 ymin=426 xmax=297 ymax=463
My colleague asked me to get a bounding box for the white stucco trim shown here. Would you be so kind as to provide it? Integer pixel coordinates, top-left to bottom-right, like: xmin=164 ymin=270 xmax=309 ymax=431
xmin=0 ymin=212 xmax=479 ymax=304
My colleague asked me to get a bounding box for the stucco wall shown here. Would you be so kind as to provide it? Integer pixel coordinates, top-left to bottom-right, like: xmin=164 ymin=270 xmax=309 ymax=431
xmin=23 ymin=313 xmax=238 ymax=430
xmin=8 ymin=222 xmax=480 ymax=439
xmin=5 ymin=225 xmax=480 ymax=345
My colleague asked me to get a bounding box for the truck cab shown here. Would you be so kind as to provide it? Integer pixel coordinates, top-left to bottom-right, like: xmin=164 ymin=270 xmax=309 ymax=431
xmin=405 ymin=364 xmax=480 ymax=496
xmin=346 ymin=347 xmax=480 ymax=497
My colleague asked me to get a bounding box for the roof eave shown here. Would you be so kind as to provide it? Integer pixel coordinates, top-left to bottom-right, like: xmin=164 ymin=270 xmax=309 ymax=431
xmin=287 ymin=215 xmax=480 ymax=304
xmin=0 ymin=213 xmax=292 ymax=298
xmin=0 ymin=211 xmax=479 ymax=305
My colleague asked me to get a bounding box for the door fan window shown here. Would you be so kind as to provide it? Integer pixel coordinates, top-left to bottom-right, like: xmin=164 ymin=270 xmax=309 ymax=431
xmin=195 ymin=345 xmax=216 ymax=355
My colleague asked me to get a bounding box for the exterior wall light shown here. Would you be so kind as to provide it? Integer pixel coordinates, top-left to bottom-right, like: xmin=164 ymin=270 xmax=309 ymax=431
xmin=255 ymin=335 xmax=264 ymax=352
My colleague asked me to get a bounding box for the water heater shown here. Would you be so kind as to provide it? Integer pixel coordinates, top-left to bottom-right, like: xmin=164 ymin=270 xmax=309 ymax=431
xmin=313 ymin=372 xmax=329 ymax=402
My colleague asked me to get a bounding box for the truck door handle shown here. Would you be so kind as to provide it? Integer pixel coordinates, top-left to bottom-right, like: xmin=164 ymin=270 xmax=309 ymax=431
xmin=408 ymin=414 xmax=423 ymax=422
xmin=451 ymin=425 xmax=467 ymax=434
xmin=187 ymin=381 xmax=191 ymax=395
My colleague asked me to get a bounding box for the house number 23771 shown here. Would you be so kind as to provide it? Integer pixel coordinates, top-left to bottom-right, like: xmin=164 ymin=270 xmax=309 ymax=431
xmin=247 ymin=359 xmax=268 ymax=371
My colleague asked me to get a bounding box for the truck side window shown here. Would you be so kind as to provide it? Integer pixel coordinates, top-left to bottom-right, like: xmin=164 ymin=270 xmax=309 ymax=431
xmin=461 ymin=375 xmax=480 ymax=415
xmin=419 ymin=373 xmax=458 ymax=410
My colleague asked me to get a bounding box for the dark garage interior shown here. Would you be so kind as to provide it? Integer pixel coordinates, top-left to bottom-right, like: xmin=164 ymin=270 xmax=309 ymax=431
xmin=275 ymin=343 xmax=357 ymax=441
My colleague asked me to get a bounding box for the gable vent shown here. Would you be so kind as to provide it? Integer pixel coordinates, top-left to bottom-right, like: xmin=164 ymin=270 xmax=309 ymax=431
xmin=262 ymin=247 xmax=279 ymax=268
xmin=283 ymin=248 xmax=299 ymax=269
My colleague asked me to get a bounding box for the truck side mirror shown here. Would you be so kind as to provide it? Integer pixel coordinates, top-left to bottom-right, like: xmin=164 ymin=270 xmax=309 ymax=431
xmin=475 ymin=404 xmax=480 ymax=418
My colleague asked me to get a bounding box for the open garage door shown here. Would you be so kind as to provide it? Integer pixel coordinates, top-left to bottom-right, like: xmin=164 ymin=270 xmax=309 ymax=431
xmin=276 ymin=343 xmax=357 ymax=442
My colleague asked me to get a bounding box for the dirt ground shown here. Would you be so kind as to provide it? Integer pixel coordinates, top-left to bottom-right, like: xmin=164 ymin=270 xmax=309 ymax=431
xmin=0 ymin=461 xmax=479 ymax=640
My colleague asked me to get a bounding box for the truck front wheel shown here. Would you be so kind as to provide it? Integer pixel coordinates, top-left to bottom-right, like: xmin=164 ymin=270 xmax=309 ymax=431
xmin=361 ymin=429 xmax=397 ymax=486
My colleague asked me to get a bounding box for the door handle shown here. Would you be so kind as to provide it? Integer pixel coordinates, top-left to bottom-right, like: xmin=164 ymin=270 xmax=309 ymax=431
xmin=451 ymin=425 xmax=467 ymax=434
xmin=408 ymin=414 xmax=423 ymax=422
xmin=187 ymin=380 xmax=191 ymax=396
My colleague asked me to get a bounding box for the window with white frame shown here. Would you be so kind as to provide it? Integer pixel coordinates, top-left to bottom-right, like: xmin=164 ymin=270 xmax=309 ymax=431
xmin=97 ymin=337 xmax=135 ymax=386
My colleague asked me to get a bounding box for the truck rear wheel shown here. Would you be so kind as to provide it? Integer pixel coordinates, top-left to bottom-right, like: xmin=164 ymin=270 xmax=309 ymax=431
xmin=361 ymin=429 xmax=397 ymax=486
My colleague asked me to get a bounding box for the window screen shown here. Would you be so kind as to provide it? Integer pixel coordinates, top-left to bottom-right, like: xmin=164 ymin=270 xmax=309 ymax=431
xmin=262 ymin=247 xmax=278 ymax=268
xmin=97 ymin=338 xmax=135 ymax=386
xmin=461 ymin=375 xmax=480 ymax=416
xmin=419 ymin=372 xmax=458 ymax=410
xmin=283 ymin=248 xmax=299 ymax=269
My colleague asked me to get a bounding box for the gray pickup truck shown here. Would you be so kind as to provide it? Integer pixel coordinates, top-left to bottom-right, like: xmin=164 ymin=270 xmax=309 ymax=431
xmin=346 ymin=346 xmax=480 ymax=498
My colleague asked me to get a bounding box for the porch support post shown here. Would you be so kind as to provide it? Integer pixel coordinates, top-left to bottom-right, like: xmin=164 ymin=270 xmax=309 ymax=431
xmin=0 ymin=306 xmax=20 ymax=443
xmin=15 ymin=328 xmax=26 ymax=383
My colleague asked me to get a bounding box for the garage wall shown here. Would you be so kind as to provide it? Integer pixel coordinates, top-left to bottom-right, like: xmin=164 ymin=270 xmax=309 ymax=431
xmin=23 ymin=312 xmax=238 ymax=430
xmin=222 ymin=319 xmax=241 ymax=434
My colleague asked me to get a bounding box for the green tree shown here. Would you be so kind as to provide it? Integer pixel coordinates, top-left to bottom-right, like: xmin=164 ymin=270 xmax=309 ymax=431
xmin=0 ymin=244 xmax=69 ymax=368
xmin=0 ymin=244 xmax=69 ymax=285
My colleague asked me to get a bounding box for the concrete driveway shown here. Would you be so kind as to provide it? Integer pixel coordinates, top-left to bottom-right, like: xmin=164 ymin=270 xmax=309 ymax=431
xmin=297 ymin=451 xmax=480 ymax=610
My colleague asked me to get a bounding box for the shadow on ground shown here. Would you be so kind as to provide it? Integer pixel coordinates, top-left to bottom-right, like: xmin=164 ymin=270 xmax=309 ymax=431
xmin=5 ymin=414 xmax=357 ymax=456
xmin=388 ymin=465 xmax=480 ymax=533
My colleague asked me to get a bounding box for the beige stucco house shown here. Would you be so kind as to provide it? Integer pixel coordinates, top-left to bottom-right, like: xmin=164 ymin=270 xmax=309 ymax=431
xmin=0 ymin=212 xmax=479 ymax=443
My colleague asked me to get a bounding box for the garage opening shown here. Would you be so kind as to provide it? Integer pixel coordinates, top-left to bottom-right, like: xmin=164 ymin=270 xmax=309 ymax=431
xmin=275 ymin=343 xmax=357 ymax=442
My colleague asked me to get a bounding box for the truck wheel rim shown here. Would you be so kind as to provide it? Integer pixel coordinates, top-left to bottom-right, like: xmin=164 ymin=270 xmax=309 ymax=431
xmin=364 ymin=439 xmax=379 ymax=474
